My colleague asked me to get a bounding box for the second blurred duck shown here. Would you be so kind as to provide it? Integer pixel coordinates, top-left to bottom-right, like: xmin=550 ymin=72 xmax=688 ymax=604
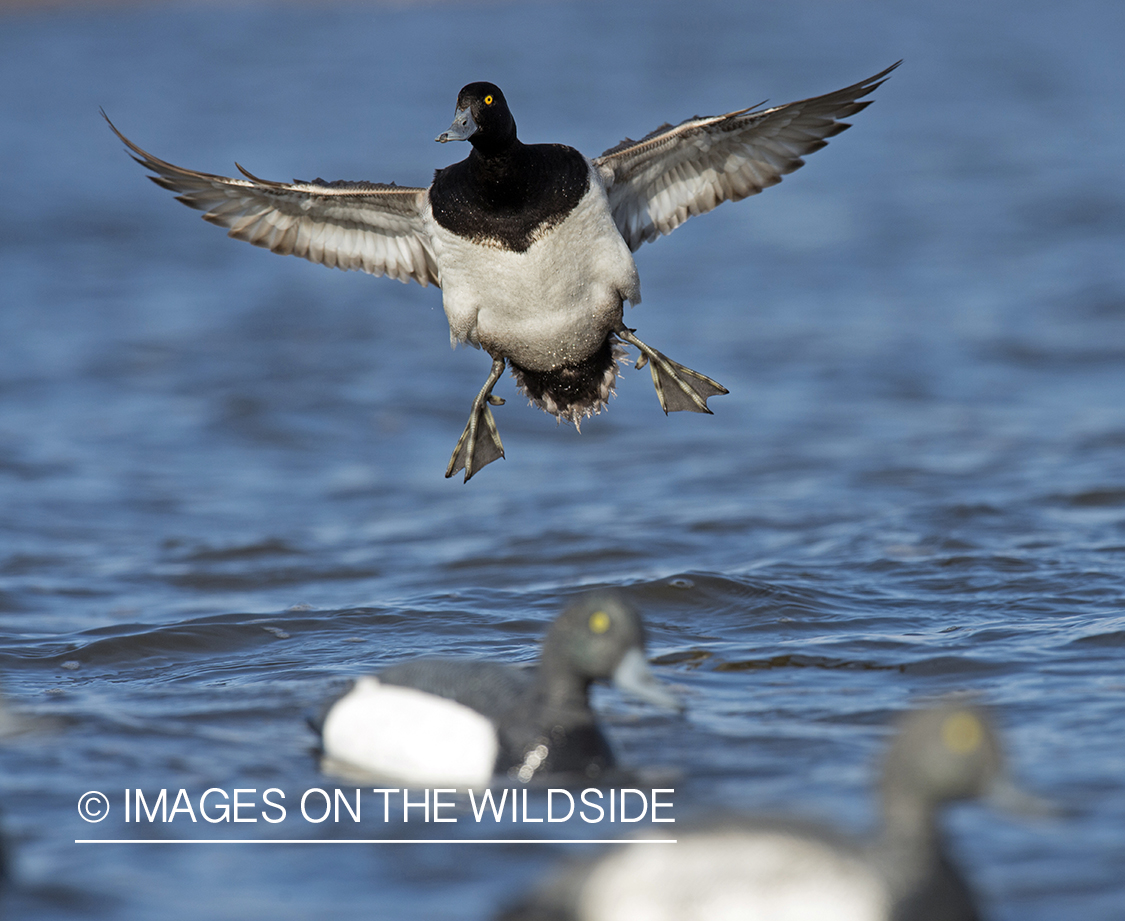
xmin=317 ymin=592 xmax=680 ymax=786
xmin=500 ymin=703 xmax=1050 ymax=921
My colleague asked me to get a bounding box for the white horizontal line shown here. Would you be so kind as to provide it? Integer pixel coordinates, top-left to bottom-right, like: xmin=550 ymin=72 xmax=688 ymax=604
xmin=75 ymin=838 xmax=676 ymax=845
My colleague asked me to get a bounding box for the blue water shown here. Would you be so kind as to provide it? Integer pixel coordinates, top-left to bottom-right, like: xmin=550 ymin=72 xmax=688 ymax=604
xmin=0 ymin=0 xmax=1123 ymax=917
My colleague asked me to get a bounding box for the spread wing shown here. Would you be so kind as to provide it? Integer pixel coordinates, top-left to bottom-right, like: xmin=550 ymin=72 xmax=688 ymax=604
xmin=104 ymin=112 xmax=440 ymax=287
xmin=593 ymin=63 xmax=899 ymax=252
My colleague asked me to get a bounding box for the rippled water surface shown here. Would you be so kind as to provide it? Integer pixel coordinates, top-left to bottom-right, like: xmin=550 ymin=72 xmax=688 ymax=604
xmin=1 ymin=0 xmax=1123 ymax=918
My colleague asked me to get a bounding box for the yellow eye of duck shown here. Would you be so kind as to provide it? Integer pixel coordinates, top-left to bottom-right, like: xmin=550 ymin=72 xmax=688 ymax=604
xmin=484 ymin=94 xmax=493 ymax=105
xmin=589 ymin=611 xmax=611 ymax=634
xmin=941 ymin=712 xmax=983 ymax=754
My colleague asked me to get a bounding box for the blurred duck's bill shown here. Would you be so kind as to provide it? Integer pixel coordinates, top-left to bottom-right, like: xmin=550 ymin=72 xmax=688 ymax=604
xmin=613 ymin=648 xmax=683 ymax=712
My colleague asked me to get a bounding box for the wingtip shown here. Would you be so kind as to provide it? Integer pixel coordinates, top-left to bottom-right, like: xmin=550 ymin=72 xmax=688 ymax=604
xmin=101 ymin=107 xmax=127 ymax=142
xmin=865 ymin=60 xmax=903 ymax=91
xmin=101 ymin=110 xmax=158 ymax=165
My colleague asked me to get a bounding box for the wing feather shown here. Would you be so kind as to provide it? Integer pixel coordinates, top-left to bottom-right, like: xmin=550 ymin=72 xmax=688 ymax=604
xmin=594 ymin=63 xmax=899 ymax=251
xmin=104 ymin=111 xmax=440 ymax=288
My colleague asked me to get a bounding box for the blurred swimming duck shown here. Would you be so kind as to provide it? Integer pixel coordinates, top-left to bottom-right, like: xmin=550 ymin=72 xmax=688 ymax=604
xmin=498 ymin=703 xmax=1051 ymax=921
xmin=316 ymin=592 xmax=680 ymax=786
xmin=105 ymin=64 xmax=896 ymax=480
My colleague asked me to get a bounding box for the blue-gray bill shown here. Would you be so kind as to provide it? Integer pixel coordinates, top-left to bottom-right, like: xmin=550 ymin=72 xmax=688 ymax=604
xmin=437 ymin=106 xmax=479 ymax=143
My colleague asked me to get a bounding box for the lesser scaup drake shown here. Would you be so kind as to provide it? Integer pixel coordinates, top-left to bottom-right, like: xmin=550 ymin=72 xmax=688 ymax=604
xmin=105 ymin=63 xmax=897 ymax=480
xmin=317 ymin=592 xmax=681 ymax=786
xmin=499 ymin=704 xmax=1051 ymax=921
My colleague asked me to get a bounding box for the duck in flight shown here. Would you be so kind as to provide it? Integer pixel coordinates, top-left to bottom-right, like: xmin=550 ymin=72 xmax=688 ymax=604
xmin=105 ymin=63 xmax=897 ymax=481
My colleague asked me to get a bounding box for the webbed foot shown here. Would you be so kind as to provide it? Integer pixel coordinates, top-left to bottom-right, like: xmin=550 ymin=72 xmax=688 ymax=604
xmin=615 ymin=326 xmax=728 ymax=414
xmin=446 ymin=358 xmax=507 ymax=481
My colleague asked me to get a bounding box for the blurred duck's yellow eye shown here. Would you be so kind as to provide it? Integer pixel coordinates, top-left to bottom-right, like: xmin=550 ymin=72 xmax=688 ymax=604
xmin=484 ymin=94 xmax=494 ymax=105
xmin=942 ymin=712 xmax=983 ymax=754
xmin=589 ymin=611 xmax=610 ymax=634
